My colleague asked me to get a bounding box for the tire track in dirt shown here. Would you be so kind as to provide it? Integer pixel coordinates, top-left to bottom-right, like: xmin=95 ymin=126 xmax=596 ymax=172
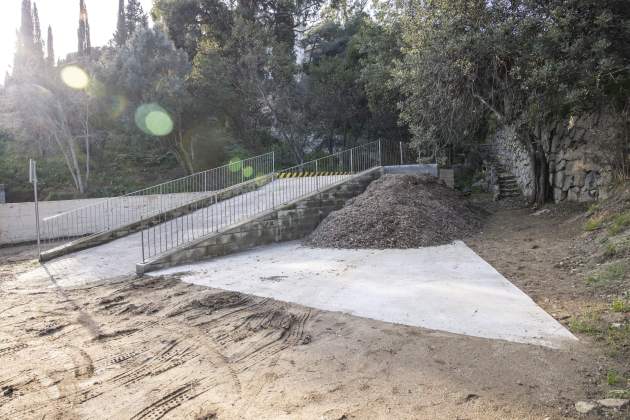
xmin=130 ymin=380 xmax=212 ymax=420
xmin=109 ymin=339 xmax=196 ymax=386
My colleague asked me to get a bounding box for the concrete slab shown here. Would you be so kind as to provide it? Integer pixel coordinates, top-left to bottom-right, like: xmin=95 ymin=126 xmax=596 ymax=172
xmin=149 ymin=241 xmax=577 ymax=348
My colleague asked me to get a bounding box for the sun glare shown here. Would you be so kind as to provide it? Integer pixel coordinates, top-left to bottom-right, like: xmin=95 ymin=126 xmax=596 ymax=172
xmin=60 ymin=65 xmax=89 ymax=90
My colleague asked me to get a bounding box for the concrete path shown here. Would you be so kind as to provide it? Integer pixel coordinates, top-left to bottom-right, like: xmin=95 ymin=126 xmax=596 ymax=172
xmin=19 ymin=176 xmax=350 ymax=285
xmin=149 ymin=241 xmax=577 ymax=348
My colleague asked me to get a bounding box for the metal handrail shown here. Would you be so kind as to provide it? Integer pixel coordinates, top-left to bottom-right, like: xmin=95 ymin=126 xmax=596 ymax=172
xmin=39 ymin=152 xmax=275 ymax=247
xmin=140 ymin=141 xmax=383 ymax=261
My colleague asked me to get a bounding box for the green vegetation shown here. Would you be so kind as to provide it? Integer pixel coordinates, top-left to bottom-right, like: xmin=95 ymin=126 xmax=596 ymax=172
xmin=395 ymin=0 xmax=630 ymax=205
xmin=608 ymin=389 xmax=630 ymax=399
xmin=569 ymin=313 xmax=602 ymax=334
xmin=603 ymin=243 xmax=618 ymax=259
xmin=608 ymin=211 xmax=630 ymax=235
xmin=584 ymin=217 xmax=604 ymax=232
xmin=1 ymin=1 xmax=628 ymax=203
xmin=607 ymin=369 xmax=622 ymax=386
xmin=586 ymin=262 xmax=627 ymax=285
xmin=612 ymin=299 xmax=630 ymax=313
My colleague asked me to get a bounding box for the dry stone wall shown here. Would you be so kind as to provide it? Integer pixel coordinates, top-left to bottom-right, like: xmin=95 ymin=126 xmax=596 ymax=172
xmin=490 ymin=115 xmax=618 ymax=203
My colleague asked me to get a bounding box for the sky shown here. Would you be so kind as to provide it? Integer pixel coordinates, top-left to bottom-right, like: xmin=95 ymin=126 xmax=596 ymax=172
xmin=0 ymin=0 xmax=154 ymax=79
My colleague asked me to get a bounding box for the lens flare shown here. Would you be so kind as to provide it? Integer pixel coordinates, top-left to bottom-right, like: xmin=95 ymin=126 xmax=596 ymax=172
xmin=134 ymin=103 xmax=174 ymax=136
xmin=60 ymin=66 xmax=89 ymax=89
xmin=228 ymin=157 xmax=243 ymax=173
xmin=243 ymin=166 xmax=254 ymax=178
xmin=145 ymin=110 xmax=174 ymax=136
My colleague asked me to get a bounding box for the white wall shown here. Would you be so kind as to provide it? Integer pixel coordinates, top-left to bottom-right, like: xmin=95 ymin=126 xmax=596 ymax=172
xmin=0 ymin=193 xmax=210 ymax=245
xmin=0 ymin=198 xmax=106 ymax=245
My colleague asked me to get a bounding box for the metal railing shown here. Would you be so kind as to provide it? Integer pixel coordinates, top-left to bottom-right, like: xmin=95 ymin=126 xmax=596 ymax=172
xmin=381 ymin=141 xmax=419 ymax=166
xmin=39 ymin=152 xmax=275 ymax=247
xmin=140 ymin=141 xmax=382 ymax=261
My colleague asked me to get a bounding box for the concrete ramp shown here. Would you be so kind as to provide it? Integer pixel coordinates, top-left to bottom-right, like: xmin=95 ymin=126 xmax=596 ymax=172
xmin=136 ymin=168 xmax=381 ymax=273
xmin=20 ymin=170 xmax=381 ymax=284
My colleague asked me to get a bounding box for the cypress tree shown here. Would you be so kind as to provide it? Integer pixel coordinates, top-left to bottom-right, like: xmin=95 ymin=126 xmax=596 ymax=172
xmin=20 ymin=0 xmax=34 ymax=48
xmin=46 ymin=25 xmax=54 ymax=66
xmin=77 ymin=0 xmax=91 ymax=55
xmin=125 ymin=0 xmax=148 ymax=38
xmin=13 ymin=0 xmax=35 ymax=77
xmin=32 ymin=2 xmax=44 ymax=62
xmin=114 ymin=0 xmax=127 ymax=47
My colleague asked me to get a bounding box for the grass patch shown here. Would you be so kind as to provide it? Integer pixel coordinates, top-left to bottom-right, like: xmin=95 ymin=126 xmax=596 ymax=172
xmin=584 ymin=216 xmax=604 ymax=231
xmin=607 ymin=369 xmax=622 ymax=385
xmin=608 ymin=211 xmax=630 ymax=235
xmin=606 ymin=322 xmax=630 ymax=356
xmin=612 ymin=299 xmax=630 ymax=313
xmin=588 ymin=202 xmax=601 ymax=214
xmin=586 ymin=262 xmax=626 ymax=285
xmin=608 ymin=389 xmax=630 ymax=398
xmin=603 ymin=243 xmax=618 ymax=259
xmin=569 ymin=313 xmax=602 ymax=334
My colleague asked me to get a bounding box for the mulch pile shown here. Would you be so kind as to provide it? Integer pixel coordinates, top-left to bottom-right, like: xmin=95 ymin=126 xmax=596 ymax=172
xmin=305 ymin=174 xmax=487 ymax=249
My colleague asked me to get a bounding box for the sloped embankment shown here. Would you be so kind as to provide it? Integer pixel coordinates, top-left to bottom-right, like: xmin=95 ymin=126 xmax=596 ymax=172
xmin=305 ymin=174 xmax=486 ymax=249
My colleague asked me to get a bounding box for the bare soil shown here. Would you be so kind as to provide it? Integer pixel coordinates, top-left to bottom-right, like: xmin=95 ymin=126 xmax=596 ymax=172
xmin=306 ymin=175 xmax=485 ymax=249
xmin=0 ymin=194 xmax=627 ymax=419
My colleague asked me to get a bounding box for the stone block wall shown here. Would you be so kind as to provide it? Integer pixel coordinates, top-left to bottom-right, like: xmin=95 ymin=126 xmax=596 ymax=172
xmin=548 ymin=115 xmax=616 ymax=202
xmin=489 ymin=115 xmax=618 ymax=203
xmin=136 ymin=168 xmax=382 ymax=274
xmin=490 ymin=125 xmax=535 ymax=197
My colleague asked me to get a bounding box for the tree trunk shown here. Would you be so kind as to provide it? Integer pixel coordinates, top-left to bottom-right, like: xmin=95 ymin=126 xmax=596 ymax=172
xmin=531 ymin=140 xmax=550 ymax=207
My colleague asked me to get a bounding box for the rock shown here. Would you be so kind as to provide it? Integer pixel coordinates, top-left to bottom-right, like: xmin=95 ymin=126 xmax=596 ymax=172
xmin=532 ymin=209 xmax=551 ymax=216
xmin=597 ymin=398 xmax=629 ymax=409
xmin=575 ymin=401 xmax=597 ymax=414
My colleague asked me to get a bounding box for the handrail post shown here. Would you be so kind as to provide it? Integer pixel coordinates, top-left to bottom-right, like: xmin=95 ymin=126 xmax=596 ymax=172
xmin=315 ymin=160 xmax=319 ymax=190
xmin=350 ymin=149 xmax=354 ymax=174
xmin=141 ymin=226 xmax=145 ymax=263
xmin=400 ymin=141 xmax=403 ymax=165
xmin=378 ymin=140 xmax=382 ymax=166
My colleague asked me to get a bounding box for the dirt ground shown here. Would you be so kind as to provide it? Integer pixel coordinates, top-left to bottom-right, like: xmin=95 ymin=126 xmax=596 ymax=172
xmin=0 ymin=198 xmax=628 ymax=419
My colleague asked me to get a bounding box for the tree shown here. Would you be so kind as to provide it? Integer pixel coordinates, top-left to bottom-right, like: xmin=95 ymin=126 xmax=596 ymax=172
xmin=125 ymin=0 xmax=148 ymax=38
xmin=114 ymin=0 xmax=127 ymax=47
xmin=395 ymin=0 xmax=630 ymax=205
xmin=0 ymin=77 xmax=92 ymax=193
xmin=99 ymin=28 xmax=196 ymax=173
xmin=13 ymin=0 xmax=35 ymax=77
xmin=77 ymin=0 xmax=91 ymax=56
xmin=46 ymin=25 xmax=54 ymax=66
xmin=32 ymin=2 xmax=44 ymax=62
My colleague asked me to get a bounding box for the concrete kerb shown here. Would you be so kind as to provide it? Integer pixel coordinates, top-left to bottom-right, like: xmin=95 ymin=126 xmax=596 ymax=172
xmin=38 ymin=176 xmax=272 ymax=262
xmin=135 ymin=167 xmax=383 ymax=275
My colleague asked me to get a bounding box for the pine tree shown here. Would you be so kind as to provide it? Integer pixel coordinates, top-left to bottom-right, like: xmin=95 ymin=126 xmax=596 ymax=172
xmin=46 ymin=25 xmax=54 ymax=66
xmin=114 ymin=0 xmax=127 ymax=47
xmin=125 ymin=0 xmax=148 ymax=38
xmin=77 ymin=0 xmax=91 ymax=55
xmin=32 ymin=2 xmax=44 ymax=62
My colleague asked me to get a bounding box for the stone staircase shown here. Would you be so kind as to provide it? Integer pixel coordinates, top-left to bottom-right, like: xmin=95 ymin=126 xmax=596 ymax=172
xmin=478 ymin=145 xmax=522 ymax=199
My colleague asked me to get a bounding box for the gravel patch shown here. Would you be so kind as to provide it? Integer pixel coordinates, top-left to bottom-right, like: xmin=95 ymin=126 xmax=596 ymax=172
xmin=305 ymin=174 xmax=486 ymax=249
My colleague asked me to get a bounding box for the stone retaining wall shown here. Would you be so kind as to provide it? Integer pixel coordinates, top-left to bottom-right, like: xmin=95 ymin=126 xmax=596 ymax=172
xmin=136 ymin=168 xmax=382 ymax=274
xmin=490 ymin=115 xmax=619 ymax=203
